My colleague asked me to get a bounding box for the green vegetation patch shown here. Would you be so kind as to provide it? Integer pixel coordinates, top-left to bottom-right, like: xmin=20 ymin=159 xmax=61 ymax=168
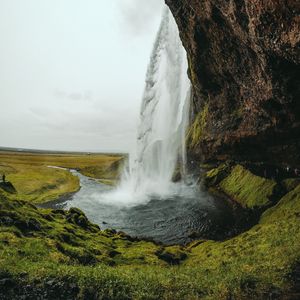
xmin=6 ymin=166 xmax=80 ymax=204
xmin=1 ymin=166 xmax=300 ymax=298
xmin=260 ymin=181 xmax=300 ymax=224
xmin=80 ymin=158 xmax=123 ymax=181
xmin=282 ymin=178 xmax=300 ymax=192
xmin=0 ymin=192 xmax=168 ymax=268
xmin=0 ymin=151 xmax=124 ymax=203
xmin=203 ymin=163 xmax=232 ymax=187
xmin=186 ymin=103 xmax=209 ymax=149
xmin=219 ymin=165 xmax=277 ymax=208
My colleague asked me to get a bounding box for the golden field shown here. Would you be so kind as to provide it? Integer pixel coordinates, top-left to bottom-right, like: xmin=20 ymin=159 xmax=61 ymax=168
xmin=0 ymin=151 xmax=124 ymax=204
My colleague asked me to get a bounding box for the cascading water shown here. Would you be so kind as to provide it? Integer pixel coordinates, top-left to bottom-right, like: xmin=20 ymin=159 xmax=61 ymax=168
xmin=115 ymin=7 xmax=191 ymax=202
xmin=59 ymin=6 xmax=244 ymax=244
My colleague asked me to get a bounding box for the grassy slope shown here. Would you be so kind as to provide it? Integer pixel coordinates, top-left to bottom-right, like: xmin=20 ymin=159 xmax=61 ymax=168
xmin=0 ymin=151 xmax=123 ymax=203
xmin=0 ymin=164 xmax=300 ymax=299
xmin=219 ymin=165 xmax=277 ymax=208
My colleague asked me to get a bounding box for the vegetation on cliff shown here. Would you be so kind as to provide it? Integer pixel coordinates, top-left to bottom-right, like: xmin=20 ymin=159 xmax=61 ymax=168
xmin=186 ymin=103 xmax=209 ymax=149
xmin=219 ymin=165 xmax=277 ymax=208
xmin=167 ymin=0 xmax=300 ymax=165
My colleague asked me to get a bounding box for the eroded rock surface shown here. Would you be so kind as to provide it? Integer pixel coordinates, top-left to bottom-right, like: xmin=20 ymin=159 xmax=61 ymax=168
xmin=166 ymin=0 xmax=300 ymax=165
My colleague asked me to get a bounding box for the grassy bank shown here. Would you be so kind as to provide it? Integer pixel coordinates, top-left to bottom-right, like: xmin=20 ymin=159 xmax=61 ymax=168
xmin=0 ymin=151 xmax=123 ymax=203
xmin=0 ymin=162 xmax=300 ymax=299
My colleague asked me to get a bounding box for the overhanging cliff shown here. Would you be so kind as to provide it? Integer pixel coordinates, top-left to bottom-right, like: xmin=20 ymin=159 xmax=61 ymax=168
xmin=166 ymin=0 xmax=300 ymax=165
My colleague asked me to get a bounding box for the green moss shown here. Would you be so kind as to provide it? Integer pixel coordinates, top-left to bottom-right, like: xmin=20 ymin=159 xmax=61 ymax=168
xmin=187 ymin=55 xmax=197 ymax=87
xmin=219 ymin=165 xmax=277 ymax=208
xmin=80 ymin=158 xmax=124 ymax=181
xmin=282 ymin=178 xmax=300 ymax=192
xmin=260 ymin=183 xmax=300 ymax=224
xmin=155 ymin=246 xmax=188 ymax=265
xmin=1 ymin=165 xmax=300 ymax=298
xmin=186 ymin=103 xmax=209 ymax=149
xmin=0 ymin=195 xmax=165 ymax=269
xmin=4 ymin=166 xmax=80 ymax=204
xmin=230 ymin=107 xmax=244 ymax=119
xmin=203 ymin=163 xmax=231 ymax=187
xmin=0 ymin=151 xmax=123 ymax=204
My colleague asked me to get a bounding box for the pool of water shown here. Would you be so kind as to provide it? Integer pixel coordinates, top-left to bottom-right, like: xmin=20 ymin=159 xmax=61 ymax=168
xmin=42 ymin=170 xmax=248 ymax=245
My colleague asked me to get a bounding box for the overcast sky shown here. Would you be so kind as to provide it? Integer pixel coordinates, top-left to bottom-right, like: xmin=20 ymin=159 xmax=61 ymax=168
xmin=0 ymin=0 xmax=164 ymax=152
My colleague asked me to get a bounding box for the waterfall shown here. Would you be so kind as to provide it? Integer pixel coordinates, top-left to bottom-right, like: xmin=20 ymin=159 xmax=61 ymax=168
xmin=103 ymin=7 xmax=191 ymax=204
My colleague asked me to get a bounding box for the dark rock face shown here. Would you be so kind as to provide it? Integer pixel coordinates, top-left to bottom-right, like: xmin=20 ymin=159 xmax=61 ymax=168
xmin=0 ymin=277 xmax=80 ymax=300
xmin=0 ymin=182 xmax=17 ymax=194
xmin=166 ymin=0 xmax=300 ymax=165
xmin=66 ymin=207 xmax=100 ymax=231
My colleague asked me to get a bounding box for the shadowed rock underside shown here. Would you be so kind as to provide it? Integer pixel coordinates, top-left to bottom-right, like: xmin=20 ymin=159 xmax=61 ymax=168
xmin=166 ymin=0 xmax=300 ymax=166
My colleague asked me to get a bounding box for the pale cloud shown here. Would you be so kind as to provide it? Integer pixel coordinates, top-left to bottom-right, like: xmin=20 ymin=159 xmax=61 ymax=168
xmin=0 ymin=0 xmax=164 ymax=152
xmin=53 ymin=89 xmax=93 ymax=102
xmin=117 ymin=0 xmax=164 ymax=36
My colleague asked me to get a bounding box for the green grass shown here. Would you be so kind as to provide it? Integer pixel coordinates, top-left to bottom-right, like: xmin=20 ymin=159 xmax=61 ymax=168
xmin=219 ymin=165 xmax=277 ymax=208
xmin=1 ymin=166 xmax=300 ymax=298
xmin=3 ymin=165 xmax=79 ymax=204
xmin=0 ymin=151 xmax=123 ymax=203
xmin=282 ymin=178 xmax=300 ymax=192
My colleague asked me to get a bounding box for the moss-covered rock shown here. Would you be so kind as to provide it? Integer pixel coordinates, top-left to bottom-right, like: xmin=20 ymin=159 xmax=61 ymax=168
xmin=0 ymin=182 xmax=17 ymax=194
xmin=65 ymin=207 xmax=99 ymax=231
xmin=260 ymin=181 xmax=300 ymax=224
xmin=155 ymin=246 xmax=188 ymax=265
xmin=186 ymin=103 xmax=209 ymax=149
xmin=282 ymin=178 xmax=300 ymax=192
xmin=219 ymin=165 xmax=278 ymax=209
xmin=202 ymin=163 xmax=232 ymax=187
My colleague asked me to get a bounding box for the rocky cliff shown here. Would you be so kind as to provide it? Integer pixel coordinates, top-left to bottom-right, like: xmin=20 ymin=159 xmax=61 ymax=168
xmin=166 ymin=0 xmax=300 ymax=166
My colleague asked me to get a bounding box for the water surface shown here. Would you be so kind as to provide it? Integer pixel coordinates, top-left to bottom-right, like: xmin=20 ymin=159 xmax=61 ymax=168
xmin=47 ymin=170 xmax=243 ymax=245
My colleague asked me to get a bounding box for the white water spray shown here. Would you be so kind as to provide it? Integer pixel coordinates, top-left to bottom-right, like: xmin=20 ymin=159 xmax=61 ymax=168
xmin=102 ymin=7 xmax=191 ymax=205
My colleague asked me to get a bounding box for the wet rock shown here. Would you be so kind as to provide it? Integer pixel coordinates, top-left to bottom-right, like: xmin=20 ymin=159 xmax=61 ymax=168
xmin=68 ymin=207 xmax=84 ymax=215
xmin=188 ymin=231 xmax=202 ymax=239
xmin=76 ymin=252 xmax=97 ymax=265
xmin=0 ymin=278 xmax=15 ymax=288
xmin=172 ymin=169 xmax=182 ymax=182
xmin=27 ymin=218 xmax=42 ymax=231
xmin=283 ymin=178 xmax=300 ymax=192
xmin=66 ymin=207 xmax=90 ymax=229
xmin=58 ymin=232 xmax=74 ymax=244
xmin=52 ymin=209 xmax=66 ymax=215
xmin=16 ymin=279 xmax=81 ymax=300
xmin=108 ymin=250 xmax=121 ymax=258
xmin=43 ymin=213 xmax=54 ymax=221
xmin=103 ymin=228 xmax=117 ymax=236
xmin=0 ymin=182 xmax=17 ymax=194
xmin=155 ymin=248 xmax=187 ymax=265
xmin=203 ymin=163 xmax=232 ymax=187
xmin=14 ymin=217 xmax=42 ymax=232
xmin=0 ymin=216 xmax=14 ymax=226
xmin=56 ymin=242 xmax=97 ymax=265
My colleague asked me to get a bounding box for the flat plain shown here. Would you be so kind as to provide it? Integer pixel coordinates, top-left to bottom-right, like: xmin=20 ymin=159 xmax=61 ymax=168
xmin=0 ymin=150 xmax=123 ymax=203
